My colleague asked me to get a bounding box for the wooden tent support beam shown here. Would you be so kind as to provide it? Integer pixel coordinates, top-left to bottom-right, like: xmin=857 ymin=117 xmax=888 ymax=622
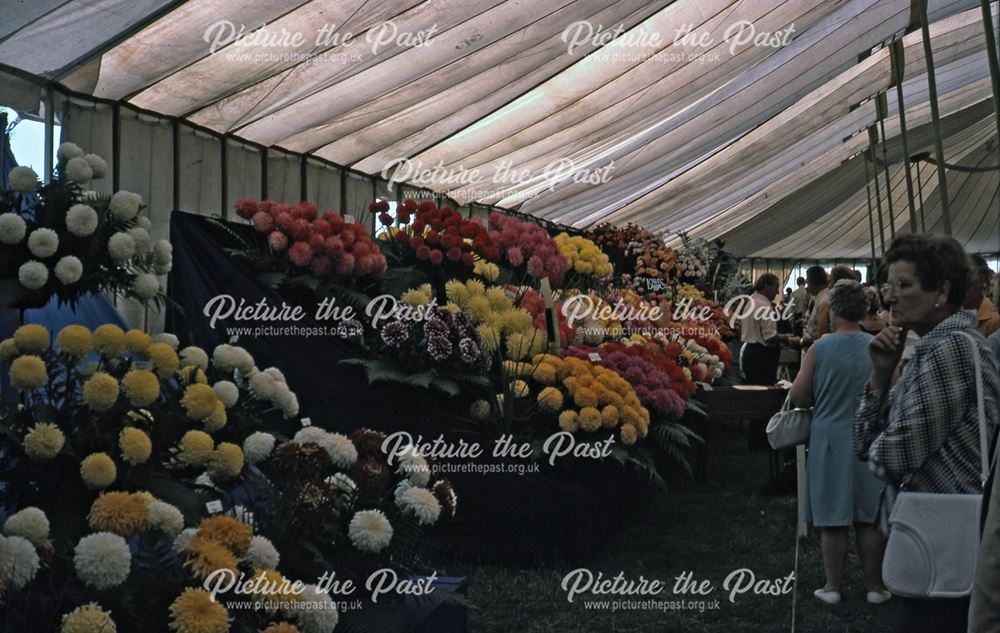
xmin=913 ymin=158 xmax=927 ymax=232
xmin=919 ymin=0 xmax=952 ymax=234
xmin=43 ymin=86 xmax=54 ymax=184
xmin=865 ymin=161 xmax=879 ymax=266
xmin=890 ymin=42 xmax=919 ymax=232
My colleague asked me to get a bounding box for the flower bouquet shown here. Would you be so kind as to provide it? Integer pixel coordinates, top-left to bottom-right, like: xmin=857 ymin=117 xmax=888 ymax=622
xmin=553 ymin=233 xmax=613 ymax=291
xmin=0 ymin=143 xmax=171 ymax=310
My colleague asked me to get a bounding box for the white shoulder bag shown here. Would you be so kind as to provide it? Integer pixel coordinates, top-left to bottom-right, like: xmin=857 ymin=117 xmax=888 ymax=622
xmin=881 ymin=331 xmax=990 ymax=598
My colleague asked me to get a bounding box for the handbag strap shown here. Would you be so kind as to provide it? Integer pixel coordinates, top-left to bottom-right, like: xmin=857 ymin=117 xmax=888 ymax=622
xmin=957 ymin=331 xmax=990 ymax=487
xmin=900 ymin=330 xmax=989 ymax=490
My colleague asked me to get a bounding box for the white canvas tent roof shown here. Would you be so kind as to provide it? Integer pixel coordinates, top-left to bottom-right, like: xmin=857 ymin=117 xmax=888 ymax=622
xmin=0 ymin=0 xmax=997 ymax=257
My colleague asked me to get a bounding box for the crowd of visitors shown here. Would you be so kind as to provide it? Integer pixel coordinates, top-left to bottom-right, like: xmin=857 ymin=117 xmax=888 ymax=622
xmin=741 ymin=234 xmax=1000 ymax=633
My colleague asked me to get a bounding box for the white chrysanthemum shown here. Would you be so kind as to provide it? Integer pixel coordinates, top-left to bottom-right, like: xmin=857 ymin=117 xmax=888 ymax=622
xmin=263 ymin=367 xmax=286 ymax=383
xmin=27 ymin=228 xmax=59 ymax=258
xmin=132 ymin=273 xmax=159 ymax=301
xmin=153 ymin=239 xmax=172 ymax=265
xmin=327 ymin=433 xmax=358 ymax=469
xmin=18 ymin=261 xmax=48 ymax=290
xmin=8 ymin=166 xmax=38 ymax=193
xmin=173 ymin=527 xmax=197 ymax=552
xmin=293 ymin=585 xmax=340 ymax=633
xmin=272 ymin=382 xmax=295 ymax=410
xmin=398 ymin=453 xmax=431 ymax=487
xmin=66 ymin=204 xmax=99 ymax=237
xmin=74 ymin=532 xmax=131 ymax=590
xmin=348 ymin=510 xmax=393 ymax=553
xmin=243 ymin=432 xmax=275 ymax=465
xmin=294 ymin=427 xmax=330 ymax=450
xmin=83 ymin=153 xmax=107 ymax=178
xmin=396 ymin=486 xmax=442 ymax=526
xmin=246 ymin=535 xmax=279 ymax=570
xmin=0 ymin=535 xmax=40 ymax=588
xmin=0 ymin=212 xmax=27 ymax=244
xmin=127 ymin=227 xmax=151 ymax=256
xmin=54 ymin=255 xmax=83 ymax=285
xmin=58 ymin=142 xmax=84 ymax=162
xmin=109 ymin=191 xmax=141 ymax=221
xmin=65 ymin=157 xmax=93 ymax=184
xmin=136 ymin=216 xmax=152 ymax=231
xmin=3 ymin=507 xmax=50 ymax=545
xmin=326 ymin=472 xmax=358 ymax=497
xmin=249 ymin=371 xmax=277 ymax=400
xmin=194 ymin=472 xmax=216 ymax=489
xmin=107 ymin=232 xmax=135 ymax=261
xmin=146 ymin=501 xmax=184 ymax=538
xmin=179 ymin=346 xmax=209 ymax=370
xmin=212 ymin=344 xmax=253 ymax=374
xmin=281 ymin=393 xmax=299 ymax=419
xmin=150 ymin=333 xmax=179 ymax=349
xmin=212 ymin=381 xmax=239 ymax=408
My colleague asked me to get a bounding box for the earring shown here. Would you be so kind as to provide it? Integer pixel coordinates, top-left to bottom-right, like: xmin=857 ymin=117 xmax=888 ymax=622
xmin=934 ymin=303 xmax=941 ymax=308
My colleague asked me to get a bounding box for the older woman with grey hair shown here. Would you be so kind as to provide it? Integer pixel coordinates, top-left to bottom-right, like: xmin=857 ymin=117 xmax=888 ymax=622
xmin=791 ymin=279 xmax=888 ymax=605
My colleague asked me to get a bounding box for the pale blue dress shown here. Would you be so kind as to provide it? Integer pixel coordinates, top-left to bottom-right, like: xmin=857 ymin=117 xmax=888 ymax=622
xmin=804 ymin=332 xmax=883 ymax=526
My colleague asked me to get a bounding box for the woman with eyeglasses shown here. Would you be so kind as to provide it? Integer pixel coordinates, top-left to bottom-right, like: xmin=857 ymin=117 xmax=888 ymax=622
xmin=853 ymin=234 xmax=1000 ymax=633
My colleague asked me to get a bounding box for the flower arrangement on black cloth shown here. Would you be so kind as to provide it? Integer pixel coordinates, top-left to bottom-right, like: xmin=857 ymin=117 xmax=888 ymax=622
xmin=0 ymin=142 xmax=171 ymax=310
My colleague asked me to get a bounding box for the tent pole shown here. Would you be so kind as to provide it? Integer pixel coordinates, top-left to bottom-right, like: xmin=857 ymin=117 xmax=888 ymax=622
xmin=172 ymin=120 xmax=179 ymax=210
xmin=866 ymin=136 xmax=888 ymax=254
xmin=111 ymin=103 xmax=121 ymax=192
xmin=876 ymin=98 xmax=897 ymax=238
xmin=919 ymin=0 xmax=952 ymax=234
xmin=261 ymin=147 xmax=268 ymax=201
xmin=980 ymin=0 xmax=1000 ymax=254
xmin=865 ymin=161 xmax=878 ymax=266
xmin=914 ymin=159 xmax=927 ymax=232
xmin=220 ymin=135 xmax=228 ymax=218
xmin=300 ymin=155 xmax=308 ymax=203
xmin=339 ymin=168 xmax=346 ymax=215
xmin=43 ymin=86 xmax=54 ymax=183
xmin=890 ymin=42 xmax=919 ymax=232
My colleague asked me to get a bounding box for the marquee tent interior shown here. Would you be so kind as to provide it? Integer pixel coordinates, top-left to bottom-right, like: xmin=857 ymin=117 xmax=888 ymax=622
xmin=1 ymin=0 xmax=998 ymax=264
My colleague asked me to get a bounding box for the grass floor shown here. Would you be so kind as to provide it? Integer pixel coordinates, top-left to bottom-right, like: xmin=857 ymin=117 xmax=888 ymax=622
xmin=450 ymin=423 xmax=896 ymax=633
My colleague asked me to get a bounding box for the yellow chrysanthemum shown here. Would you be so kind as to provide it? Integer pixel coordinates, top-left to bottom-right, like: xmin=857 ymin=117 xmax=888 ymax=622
xmin=168 ymin=587 xmax=230 ymax=633
xmin=80 ymin=452 xmax=117 ymax=489
xmin=178 ymin=365 xmax=207 ymax=386
xmin=469 ymin=399 xmax=491 ymax=420
xmin=82 ymin=372 xmax=119 ymax=411
xmin=9 ymin=355 xmax=47 ymax=391
xmin=249 ymin=569 xmax=299 ymax=603
xmin=60 ymin=602 xmax=117 ymax=633
xmin=537 ymin=386 xmax=563 ymax=412
xmin=401 ymin=285 xmax=433 ymax=307
xmin=123 ymin=330 xmax=151 ymax=356
xmin=147 ymin=342 xmax=179 ymax=379
xmin=444 ymin=280 xmax=468 ymax=305
xmin=88 ymin=491 xmax=149 ymax=536
xmin=121 ymin=369 xmax=160 ymax=407
xmin=532 ymin=362 xmax=557 ymax=385
xmin=473 ymin=260 xmax=500 ymax=282
xmin=466 ymin=296 xmax=492 ymax=322
xmin=601 ymin=405 xmax=620 ymax=428
xmin=477 ymin=324 xmax=499 ymax=353
xmin=197 ymin=515 xmax=252 ymax=555
xmin=501 ymin=360 xmax=530 ymax=377
xmin=261 ymin=623 xmax=300 ymax=633
xmin=572 ymin=387 xmax=599 ymax=409
xmin=637 ymin=418 xmax=650 ymax=438
xmin=13 ymin=324 xmax=49 ymax=354
xmin=558 ymin=410 xmax=579 ymax=432
xmin=501 ymin=309 xmax=533 ymax=336
xmin=93 ymin=324 xmax=126 ymax=358
xmin=510 ymin=379 xmax=530 ymax=399
xmin=23 ymin=422 xmax=65 ymax=460
xmin=181 ymin=384 xmax=218 ymax=420
xmin=578 ymin=407 xmax=603 ymax=432
xmin=620 ymin=424 xmax=638 ymax=446
xmin=203 ymin=401 xmax=227 ymax=433
xmin=183 ymin=535 xmax=239 ymax=580
xmin=0 ymin=337 xmax=19 ymax=363
xmin=485 ymin=287 xmax=509 ymax=310
xmin=207 ymin=443 xmax=244 ymax=481
xmin=56 ymin=325 xmax=92 ymax=359
xmin=119 ymin=427 xmax=152 ymax=465
xmin=179 ymin=430 xmax=214 ymax=466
